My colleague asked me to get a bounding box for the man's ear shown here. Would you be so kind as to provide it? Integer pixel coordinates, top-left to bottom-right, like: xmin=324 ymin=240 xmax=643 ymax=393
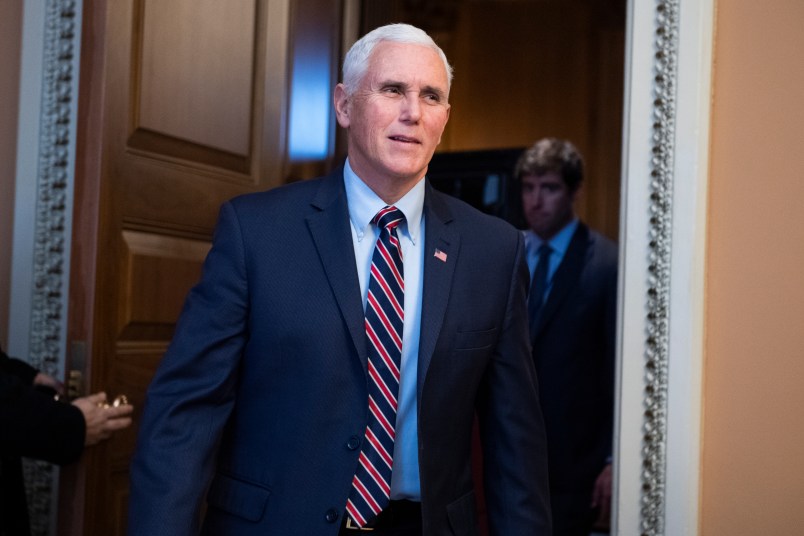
xmin=571 ymin=182 xmax=584 ymax=204
xmin=436 ymin=103 xmax=451 ymax=145
xmin=334 ymin=84 xmax=350 ymax=128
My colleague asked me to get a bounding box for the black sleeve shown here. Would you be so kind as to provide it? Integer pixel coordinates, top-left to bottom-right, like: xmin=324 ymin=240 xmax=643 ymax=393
xmin=0 ymin=347 xmax=38 ymax=385
xmin=0 ymin=371 xmax=86 ymax=465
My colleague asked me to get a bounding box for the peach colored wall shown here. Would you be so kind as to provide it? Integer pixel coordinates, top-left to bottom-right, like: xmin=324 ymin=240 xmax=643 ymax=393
xmin=0 ymin=0 xmax=23 ymax=349
xmin=703 ymin=1 xmax=804 ymax=534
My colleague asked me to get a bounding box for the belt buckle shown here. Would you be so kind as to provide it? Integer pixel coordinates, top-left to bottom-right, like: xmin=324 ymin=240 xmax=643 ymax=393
xmin=345 ymin=517 xmax=375 ymax=531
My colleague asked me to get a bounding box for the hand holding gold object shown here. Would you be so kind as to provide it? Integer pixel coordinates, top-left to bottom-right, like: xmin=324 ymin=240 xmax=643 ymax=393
xmin=77 ymin=392 xmax=134 ymax=446
xmin=97 ymin=394 xmax=129 ymax=408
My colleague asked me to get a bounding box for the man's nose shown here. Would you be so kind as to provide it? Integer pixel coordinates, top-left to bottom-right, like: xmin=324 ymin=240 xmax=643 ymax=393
xmin=400 ymin=93 xmax=422 ymax=122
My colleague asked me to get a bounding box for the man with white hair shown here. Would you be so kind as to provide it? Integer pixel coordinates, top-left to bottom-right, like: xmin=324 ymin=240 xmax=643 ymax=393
xmin=129 ymin=23 xmax=550 ymax=536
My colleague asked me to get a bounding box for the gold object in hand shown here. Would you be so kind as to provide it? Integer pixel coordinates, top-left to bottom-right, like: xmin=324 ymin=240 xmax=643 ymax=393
xmin=96 ymin=394 xmax=128 ymax=408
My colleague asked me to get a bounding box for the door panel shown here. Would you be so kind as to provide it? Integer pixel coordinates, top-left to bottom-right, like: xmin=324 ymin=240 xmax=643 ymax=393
xmin=118 ymin=230 xmax=209 ymax=339
xmin=137 ymin=0 xmax=256 ymax=157
xmin=67 ymin=0 xmax=291 ymax=533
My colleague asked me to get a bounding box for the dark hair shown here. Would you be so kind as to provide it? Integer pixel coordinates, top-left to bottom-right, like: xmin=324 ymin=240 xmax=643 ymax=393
xmin=514 ymin=137 xmax=584 ymax=192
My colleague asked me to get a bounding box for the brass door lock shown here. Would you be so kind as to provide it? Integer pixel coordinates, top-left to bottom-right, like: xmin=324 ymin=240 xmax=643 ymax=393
xmin=67 ymin=369 xmax=84 ymax=399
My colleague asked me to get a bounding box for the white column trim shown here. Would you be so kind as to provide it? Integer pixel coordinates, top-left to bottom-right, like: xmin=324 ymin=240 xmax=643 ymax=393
xmin=9 ymin=1 xmax=83 ymax=533
xmin=614 ymin=0 xmax=713 ymax=534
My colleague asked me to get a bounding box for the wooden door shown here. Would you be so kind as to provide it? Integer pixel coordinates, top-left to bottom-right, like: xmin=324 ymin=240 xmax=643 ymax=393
xmin=64 ymin=0 xmax=291 ymax=533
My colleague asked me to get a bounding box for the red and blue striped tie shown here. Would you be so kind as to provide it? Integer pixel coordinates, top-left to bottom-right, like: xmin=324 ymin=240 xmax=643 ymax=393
xmin=346 ymin=206 xmax=405 ymax=527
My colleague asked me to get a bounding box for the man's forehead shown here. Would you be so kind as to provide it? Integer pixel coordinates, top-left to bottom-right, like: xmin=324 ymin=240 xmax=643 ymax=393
xmin=372 ymin=40 xmax=433 ymax=57
xmin=368 ymin=42 xmax=448 ymax=82
xmin=524 ymin=172 xmax=564 ymax=184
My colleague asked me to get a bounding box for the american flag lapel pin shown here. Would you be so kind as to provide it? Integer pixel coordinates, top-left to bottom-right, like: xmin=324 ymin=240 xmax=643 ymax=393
xmin=434 ymin=248 xmax=447 ymax=262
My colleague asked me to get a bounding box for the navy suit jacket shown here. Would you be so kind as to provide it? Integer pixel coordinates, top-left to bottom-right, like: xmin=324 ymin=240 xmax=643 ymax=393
xmin=529 ymin=223 xmax=617 ymax=528
xmin=128 ymin=168 xmax=551 ymax=535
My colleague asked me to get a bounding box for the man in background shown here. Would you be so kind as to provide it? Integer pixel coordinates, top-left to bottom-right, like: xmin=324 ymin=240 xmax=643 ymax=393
xmin=517 ymin=138 xmax=617 ymax=536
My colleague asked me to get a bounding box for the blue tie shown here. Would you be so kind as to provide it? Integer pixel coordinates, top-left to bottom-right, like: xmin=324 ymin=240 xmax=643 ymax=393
xmin=346 ymin=206 xmax=405 ymax=527
xmin=528 ymin=243 xmax=552 ymax=335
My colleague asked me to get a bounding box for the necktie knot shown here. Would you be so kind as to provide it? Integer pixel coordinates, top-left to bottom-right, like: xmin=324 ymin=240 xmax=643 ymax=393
xmin=372 ymin=206 xmax=405 ymax=232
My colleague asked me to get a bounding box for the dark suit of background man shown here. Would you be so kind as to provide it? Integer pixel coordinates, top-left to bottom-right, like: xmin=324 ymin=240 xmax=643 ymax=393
xmin=516 ymin=138 xmax=618 ymax=536
xmin=129 ymin=23 xmax=551 ymax=536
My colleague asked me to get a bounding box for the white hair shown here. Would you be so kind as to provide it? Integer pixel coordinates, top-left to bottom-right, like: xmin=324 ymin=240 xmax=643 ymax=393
xmin=341 ymin=23 xmax=453 ymax=95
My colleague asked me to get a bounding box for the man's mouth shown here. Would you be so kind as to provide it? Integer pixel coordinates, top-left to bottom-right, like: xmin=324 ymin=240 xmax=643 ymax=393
xmin=389 ymin=135 xmax=419 ymax=144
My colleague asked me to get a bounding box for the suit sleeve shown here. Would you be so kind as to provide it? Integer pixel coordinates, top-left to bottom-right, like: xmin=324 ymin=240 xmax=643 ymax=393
xmin=1 ymin=349 xmax=85 ymax=465
xmin=128 ymin=201 xmax=250 ymax=536
xmin=603 ymin=245 xmax=619 ymax=461
xmin=476 ymin=233 xmax=552 ymax=535
xmin=0 ymin=348 xmax=38 ymax=384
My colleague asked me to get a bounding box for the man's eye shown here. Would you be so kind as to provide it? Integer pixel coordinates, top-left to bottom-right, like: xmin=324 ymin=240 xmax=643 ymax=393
xmin=383 ymin=86 xmax=402 ymax=95
xmin=423 ymin=93 xmax=441 ymax=103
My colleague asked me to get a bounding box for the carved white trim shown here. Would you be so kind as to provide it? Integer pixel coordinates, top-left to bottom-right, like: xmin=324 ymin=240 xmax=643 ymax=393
xmin=15 ymin=0 xmax=83 ymax=534
xmin=615 ymin=0 xmax=712 ymax=535
xmin=27 ymin=0 xmax=78 ymax=386
xmin=640 ymin=1 xmax=680 ymax=533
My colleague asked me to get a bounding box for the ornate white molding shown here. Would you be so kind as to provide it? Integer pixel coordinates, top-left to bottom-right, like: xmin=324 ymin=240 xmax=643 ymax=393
xmin=28 ymin=0 xmax=78 ymax=379
xmin=641 ymin=1 xmax=679 ymax=534
xmin=616 ymin=0 xmax=712 ymax=534
xmin=19 ymin=1 xmax=82 ymax=534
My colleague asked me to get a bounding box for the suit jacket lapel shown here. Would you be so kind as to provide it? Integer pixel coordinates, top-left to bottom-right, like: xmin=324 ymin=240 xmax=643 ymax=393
xmin=532 ymin=223 xmax=591 ymax=339
xmin=306 ymin=169 xmax=367 ymax=364
xmin=417 ymin=184 xmax=459 ymax=400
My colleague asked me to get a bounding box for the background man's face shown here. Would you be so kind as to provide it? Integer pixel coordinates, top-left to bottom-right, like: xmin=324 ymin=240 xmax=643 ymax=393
xmin=337 ymin=41 xmax=451 ymax=188
xmin=521 ymin=171 xmax=577 ymax=240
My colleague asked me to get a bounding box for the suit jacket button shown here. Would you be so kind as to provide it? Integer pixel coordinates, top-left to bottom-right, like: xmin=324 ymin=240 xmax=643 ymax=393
xmin=347 ymin=435 xmax=362 ymax=450
xmin=325 ymin=509 xmax=339 ymax=523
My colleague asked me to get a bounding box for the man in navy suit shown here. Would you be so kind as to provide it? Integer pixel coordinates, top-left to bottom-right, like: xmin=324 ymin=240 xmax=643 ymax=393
xmin=516 ymin=138 xmax=618 ymax=536
xmin=128 ymin=23 xmax=550 ymax=536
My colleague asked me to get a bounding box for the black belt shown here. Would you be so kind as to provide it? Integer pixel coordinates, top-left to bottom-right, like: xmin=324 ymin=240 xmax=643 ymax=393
xmin=341 ymin=500 xmax=422 ymax=532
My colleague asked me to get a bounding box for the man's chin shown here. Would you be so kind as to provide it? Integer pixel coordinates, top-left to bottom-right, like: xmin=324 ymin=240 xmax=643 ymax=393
xmin=526 ymin=220 xmax=547 ymax=235
xmin=385 ymin=163 xmax=427 ymax=183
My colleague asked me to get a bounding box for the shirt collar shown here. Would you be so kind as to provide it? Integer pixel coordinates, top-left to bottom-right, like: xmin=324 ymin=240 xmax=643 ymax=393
xmin=343 ymin=158 xmax=424 ymax=245
xmin=524 ymin=218 xmax=579 ymax=258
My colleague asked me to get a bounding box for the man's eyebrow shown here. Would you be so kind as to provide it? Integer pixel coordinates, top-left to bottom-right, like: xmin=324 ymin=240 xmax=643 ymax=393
xmin=377 ymin=80 xmax=447 ymax=99
xmin=421 ymin=85 xmax=447 ymax=100
xmin=378 ymin=79 xmax=406 ymax=89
